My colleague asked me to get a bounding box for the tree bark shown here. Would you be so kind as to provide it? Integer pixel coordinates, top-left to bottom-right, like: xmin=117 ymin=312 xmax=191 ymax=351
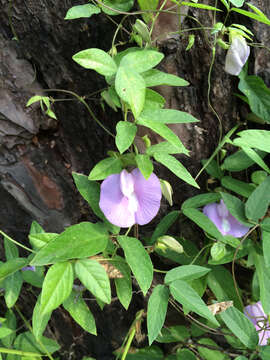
xmin=0 ymin=0 xmax=269 ymax=358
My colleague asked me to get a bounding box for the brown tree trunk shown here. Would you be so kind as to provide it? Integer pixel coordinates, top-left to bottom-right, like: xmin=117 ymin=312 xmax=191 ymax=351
xmin=0 ymin=0 xmax=269 ymax=358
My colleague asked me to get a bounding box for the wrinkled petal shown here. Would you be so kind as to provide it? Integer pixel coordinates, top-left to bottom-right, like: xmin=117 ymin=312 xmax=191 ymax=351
xmin=203 ymin=203 xmax=224 ymax=233
xmin=225 ymin=36 xmax=250 ymax=76
xmin=132 ymin=168 xmax=162 ymax=225
xmin=99 ymin=173 xmax=135 ymax=227
xmin=244 ymin=301 xmax=270 ymax=346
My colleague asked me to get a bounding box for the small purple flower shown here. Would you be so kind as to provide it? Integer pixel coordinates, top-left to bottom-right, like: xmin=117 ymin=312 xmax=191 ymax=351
xmin=203 ymin=200 xmax=249 ymax=238
xmin=244 ymin=301 xmax=270 ymax=346
xmin=225 ymin=35 xmax=250 ymax=76
xmin=99 ymin=168 xmax=162 ymax=228
xmin=22 ymin=266 xmax=36 ymax=272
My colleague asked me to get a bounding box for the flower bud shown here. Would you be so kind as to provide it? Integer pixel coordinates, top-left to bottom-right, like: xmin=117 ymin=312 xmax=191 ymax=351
xmin=155 ymin=236 xmax=184 ymax=254
xmin=225 ymin=35 xmax=250 ymax=76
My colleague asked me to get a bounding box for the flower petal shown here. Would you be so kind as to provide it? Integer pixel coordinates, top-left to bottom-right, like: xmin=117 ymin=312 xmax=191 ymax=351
xmin=99 ymin=173 xmax=136 ymax=227
xmin=225 ymin=36 xmax=250 ymax=76
xmin=132 ymin=168 xmax=162 ymax=225
xmin=203 ymin=203 xmax=224 ymax=234
xmin=244 ymin=301 xmax=270 ymax=346
xmin=226 ymin=214 xmax=249 ymax=238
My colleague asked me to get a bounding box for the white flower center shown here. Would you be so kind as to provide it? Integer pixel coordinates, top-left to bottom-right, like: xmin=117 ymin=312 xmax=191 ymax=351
xmin=120 ymin=170 xmax=139 ymax=213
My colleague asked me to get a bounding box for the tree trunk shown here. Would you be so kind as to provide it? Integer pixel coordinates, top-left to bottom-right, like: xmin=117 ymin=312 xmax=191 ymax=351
xmin=0 ymin=0 xmax=269 ymax=358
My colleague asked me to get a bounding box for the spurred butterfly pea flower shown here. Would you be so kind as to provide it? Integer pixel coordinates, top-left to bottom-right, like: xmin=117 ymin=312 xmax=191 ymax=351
xmin=244 ymin=301 xmax=270 ymax=346
xmin=99 ymin=168 xmax=162 ymax=228
xmin=203 ymin=200 xmax=249 ymax=238
xmin=225 ymin=35 xmax=250 ymax=76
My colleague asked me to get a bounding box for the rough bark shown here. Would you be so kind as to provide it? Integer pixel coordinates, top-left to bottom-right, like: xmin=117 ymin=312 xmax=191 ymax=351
xmin=0 ymin=0 xmax=269 ymax=358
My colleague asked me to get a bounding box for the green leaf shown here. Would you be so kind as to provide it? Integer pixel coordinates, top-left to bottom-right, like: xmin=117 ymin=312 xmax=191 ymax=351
xmin=241 ymin=146 xmax=270 ymax=174
xmin=142 ymin=69 xmax=189 ymax=87
xmin=176 ymin=349 xmax=196 ymax=360
xmin=4 ymin=238 xmax=18 ymax=259
xmin=137 ymin=118 xmax=185 ymax=150
xmin=29 ymin=233 xmax=58 ymax=251
xmin=63 ymin=290 xmax=97 ymax=335
xmin=222 ymin=149 xmax=267 ymax=172
xmin=72 ymin=172 xmax=104 ymax=219
xmin=183 ymin=208 xmax=222 ymax=239
xmin=231 ymin=7 xmax=270 ymax=26
xmin=154 ymin=153 xmax=199 ymax=188
xmin=207 ymin=265 xmax=243 ymax=310
xmin=156 ymin=325 xmax=189 ymax=343
xmin=172 ymin=1 xmax=222 ymax=11
xmin=75 ymin=259 xmax=111 ymax=303
xmin=219 ymin=306 xmax=258 ymax=349
xmin=245 ymin=176 xmax=270 ymax=221
xmin=89 ymin=157 xmax=122 ymax=180
xmin=117 ymin=236 xmax=153 ymax=296
xmin=115 ymin=67 xmax=146 ymax=118
xmin=31 ymin=222 xmax=108 ymax=266
xmin=252 ymin=250 xmax=270 ymax=314
xmin=219 ymin=0 xmax=229 ymax=10
xmin=260 ymin=346 xmax=270 ymax=360
xmin=4 ymin=271 xmax=23 ymax=308
xmin=135 ymin=154 xmax=153 ymax=179
xmin=238 ymin=75 xmax=270 ymax=123
xmin=262 ymin=219 xmax=270 ymax=267
xmin=0 ymin=258 xmax=28 ymax=281
xmin=144 ymin=89 xmax=165 ymax=110
xmin=65 ymin=4 xmax=101 ymax=19
xmin=72 ymin=172 xmax=119 ymax=234
xmin=147 ymin=285 xmax=169 ymax=345
xmin=14 ymin=331 xmax=60 ymax=355
xmin=137 ymin=0 xmax=158 ymax=22
xmin=138 ymin=109 xmax=199 ymax=124
xmin=220 ymin=192 xmax=251 ymax=227
xmin=0 ymin=327 xmax=14 ymax=340
xmin=2 ymin=309 xmax=16 ymax=348
xmin=26 ymin=95 xmax=43 ymax=107
xmin=40 ymin=261 xmax=73 ymax=315
xmin=32 ymin=295 xmax=52 ymax=340
xmin=228 ymin=0 xmax=244 ymax=7
xmin=116 ymin=121 xmax=137 ymax=154
xmin=165 ymin=265 xmax=210 ymax=284
xmin=125 ymin=345 xmax=163 ymax=360
xmin=182 ymin=193 xmax=221 ymax=210
xmin=120 ymin=50 xmax=164 ymax=74
xmin=149 ymin=211 xmax=179 ymax=245
xmin=72 ymin=48 xmax=117 ymax=76
xmin=198 ymin=338 xmax=230 ymax=360
xmin=112 ymin=256 xmax=132 ymax=310
xmin=221 ymin=176 xmax=255 ymax=198
xmin=100 ymin=0 xmax=134 ymax=15
xmin=252 ymin=170 xmax=268 ymax=185
xmin=169 ymin=280 xmax=219 ymax=326
xmin=22 ymin=266 xmax=44 ymax=288
xmin=146 ymin=141 xmax=189 ymax=156
xmin=233 ymin=130 xmax=270 ymax=153
xmin=201 ymin=158 xmax=224 ymax=179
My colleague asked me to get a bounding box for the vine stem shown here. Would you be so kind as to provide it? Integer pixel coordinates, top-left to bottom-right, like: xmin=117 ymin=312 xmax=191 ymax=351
xmin=0 ymin=347 xmax=42 ymax=357
xmin=43 ymin=89 xmax=115 ymax=138
xmin=0 ymin=229 xmax=35 ymax=253
xmin=15 ymin=305 xmax=55 ymax=360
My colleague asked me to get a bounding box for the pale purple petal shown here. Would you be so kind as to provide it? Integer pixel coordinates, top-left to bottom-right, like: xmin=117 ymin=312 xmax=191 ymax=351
xmin=203 ymin=201 xmax=249 ymax=238
xmin=99 ymin=173 xmax=135 ymax=227
xmin=225 ymin=36 xmax=250 ymax=76
xmin=226 ymin=214 xmax=249 ymax=237
xmin=203 ymin=203 xmax=224 ymax=234
xmin=132 ymin=168 xmax=162 ymax=225
xmin=244 ymin=301 xmax=270 ymax=346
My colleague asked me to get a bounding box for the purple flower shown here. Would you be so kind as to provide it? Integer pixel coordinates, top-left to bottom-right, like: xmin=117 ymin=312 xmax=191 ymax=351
xmin=99 ymin=168 xmax=162 ymax=228
xmin=225 ymin=35 xmax=250 ymax=76
xmin=22 ymin=266 xmax=36 ymax=272
xmin=244 ymin=301 xmax=270 ymax=346
xmin=203 ymin=200 xmax=249 ymax=238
